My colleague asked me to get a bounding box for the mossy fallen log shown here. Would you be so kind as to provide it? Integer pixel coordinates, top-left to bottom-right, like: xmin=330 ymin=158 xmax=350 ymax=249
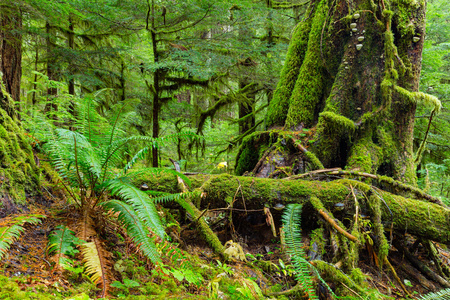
xmin=135 ymin=173 xmax=450 ymax=246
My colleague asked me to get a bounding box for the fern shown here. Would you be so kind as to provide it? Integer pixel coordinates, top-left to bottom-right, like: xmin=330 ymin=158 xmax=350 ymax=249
xmin=419 ymin=288 xmax=450 ymax=300
xmin=0 ymin=214 xmax=45 ymax=260
xmin=81 ymin=238 xmax=111 ymax=298
xmin=106 ymin=179 xmax=165 ymax=238
xmin=282 ymin=204 xmax=318 ymax=300
xmin=102 ymin=200 xmax=161 ymax=263
xmin=47 ymin=225 xmax=84 ymax=268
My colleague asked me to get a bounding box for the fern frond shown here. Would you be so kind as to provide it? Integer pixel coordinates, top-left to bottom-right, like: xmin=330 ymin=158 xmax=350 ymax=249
xmin=122 ymin=147 xmax=150 ymax=174
xmin=81 ymin=238 xmax=111 ymax=298
xmin=106 ymin=179 xmax=165 ymax=238
xmin=0 ymin=214 xmax=45 ymax=260
xmin=102 ymin=200 xmax=161 ymax=263
xmin=47 ymin=225 xmax=84 ymax=269
xmin=282 ymin=204 xmax=318 ymax=300
xmin=419 ymin=288 xmax=450 ymax=300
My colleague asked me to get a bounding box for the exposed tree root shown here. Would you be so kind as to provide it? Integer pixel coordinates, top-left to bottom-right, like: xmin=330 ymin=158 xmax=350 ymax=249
xmin=136 ymin=171 xmax=450 ymax=297
xmin=316 ymin=207 xmax=357 ymax=242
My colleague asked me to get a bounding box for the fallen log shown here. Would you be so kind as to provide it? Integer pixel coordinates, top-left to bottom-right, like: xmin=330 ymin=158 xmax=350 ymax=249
xmin=134 ymin=173 xmax=450 ymax=246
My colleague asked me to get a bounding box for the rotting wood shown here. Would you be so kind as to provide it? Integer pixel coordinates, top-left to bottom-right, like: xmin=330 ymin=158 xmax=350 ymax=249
xmin=393 ymin=238 xmax=450 ymax=288
xmin=394 ymin=258 xmax=436 ymax=291
xmin=384 ymin=256 xmax=412 ymax=297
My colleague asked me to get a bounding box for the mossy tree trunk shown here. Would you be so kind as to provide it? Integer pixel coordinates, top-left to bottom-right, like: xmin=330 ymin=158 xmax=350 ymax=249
xmin=0 ymin=12 xmax=40 ymax=211
xmin=239 ymin=0 xmax=440 ymax=184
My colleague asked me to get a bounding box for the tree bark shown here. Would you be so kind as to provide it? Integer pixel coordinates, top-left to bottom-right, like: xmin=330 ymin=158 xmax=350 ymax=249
xmin=45 ymin=22 xmax=58 ymax=113
xmin=1 ymin=5 xmax=22 ymax=115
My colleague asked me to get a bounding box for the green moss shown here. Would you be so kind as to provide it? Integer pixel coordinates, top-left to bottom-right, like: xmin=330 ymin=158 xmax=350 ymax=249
xmin=367 ymin=194 xmax=389 ymax=268
xmin=0 ymin=105 xmax=40 ymax=204
xmin=303 ymin=151 xmax=324 ymax=170
xmin=346 ymin=136 xmax=381 ymax=173
xmin=319 ymin=112 xmax=356 ymax=132
xmin=266 ymin=5 xmax=315 ymax=127
xmin=284 ymin=0 xmax=329 ymax=128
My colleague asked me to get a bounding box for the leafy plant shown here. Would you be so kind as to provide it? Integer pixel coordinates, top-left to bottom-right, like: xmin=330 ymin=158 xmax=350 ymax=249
xmin=215 ymin=260 xmax=233 ymax=276
xmin=281 ymin=204 xmax=318 ymax=299
xmin=0 ymin=214 xmax=45 ymax=260
xmin=111 ymin=278 xmax=140 ymax=298
xmin=282 ymin=204 xmax=337 ymax=299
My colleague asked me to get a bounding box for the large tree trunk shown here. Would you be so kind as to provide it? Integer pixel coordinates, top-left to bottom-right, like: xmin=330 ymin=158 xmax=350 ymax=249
xmin=0 ymin=5 xmax=22 ymax=115
xmin=136 ymin=172 xmax=450 ymax=245
xmin=238 ymin=0 xmax=440 ymax=185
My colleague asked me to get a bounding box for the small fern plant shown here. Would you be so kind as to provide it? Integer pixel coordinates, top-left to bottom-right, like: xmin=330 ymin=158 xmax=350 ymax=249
xmin=282 ymin=204 xmax=318 ymax=299
xmin=0 ymin=214 xmax=45 ymax=260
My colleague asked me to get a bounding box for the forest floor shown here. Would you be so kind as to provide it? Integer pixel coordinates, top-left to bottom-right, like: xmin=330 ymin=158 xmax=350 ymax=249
xmin=1 ymin=186 xmax=448 ymax=299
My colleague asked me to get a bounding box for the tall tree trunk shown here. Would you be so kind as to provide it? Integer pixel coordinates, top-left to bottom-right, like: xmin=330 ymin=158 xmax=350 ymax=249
xmin=67 ymin=16 xmax=76 ymax=122
xmin=149 ymin=0 xmax=160 ymax=168
xmin=45 ymin=22 xmax=58 ymax=113
xmin=238 ymin=0 xmax=440 ymax=184
xmin=0 ymin=6 xmax=22 ymax=116
xmin=68 ymin=16 xmax=75 ymax=97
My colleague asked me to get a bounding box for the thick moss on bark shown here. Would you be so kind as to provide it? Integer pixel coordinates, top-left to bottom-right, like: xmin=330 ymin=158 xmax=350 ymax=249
xmin=260 ymin=0 xmax=439 ymax=185
xmin=0 ymin=83 xmax=40 ymax=204
xmin=265 ymin=5 xmax=315 ymax=127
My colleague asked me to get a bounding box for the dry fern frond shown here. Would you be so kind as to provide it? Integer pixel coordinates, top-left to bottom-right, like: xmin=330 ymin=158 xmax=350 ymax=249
xmin=0 ymin=214 xmax=45 ymax=260
xmin=81 ymin=237 xmax=112 ymax=298
xmin=77 ymin=210 xmax=97 ymax=241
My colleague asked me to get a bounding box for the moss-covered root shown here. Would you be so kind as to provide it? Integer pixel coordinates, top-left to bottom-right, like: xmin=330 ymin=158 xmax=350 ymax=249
xmin=176 ymin=194 xmax=227 ymax=260
xmin=313 ymin=260 xmax=390 ymax=299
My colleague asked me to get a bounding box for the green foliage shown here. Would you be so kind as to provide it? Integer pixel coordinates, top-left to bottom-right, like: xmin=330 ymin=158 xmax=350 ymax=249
xmin=38 ymin=91 xmax=198 ymax=265
xmin=418 ymin=288 xmax=450 ymax=300
xmin=415 ymin=0 xmax=450 ymax=188
xmin=111 ymin=278 xmax=140 ymax=298
xmin=281 ymin=204 xmax=318 ymax=299
xmin=47 ymin=225 xmax=85 ymax=269
xmin=0 ymin=214 xmax=45 ymax=260
xmin=101 ymin=200 xmax=161 ymax=263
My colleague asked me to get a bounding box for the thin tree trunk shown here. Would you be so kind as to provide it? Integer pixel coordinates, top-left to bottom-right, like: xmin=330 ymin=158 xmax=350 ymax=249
xmin=45 ymin=22 xmax=58 ymax=114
